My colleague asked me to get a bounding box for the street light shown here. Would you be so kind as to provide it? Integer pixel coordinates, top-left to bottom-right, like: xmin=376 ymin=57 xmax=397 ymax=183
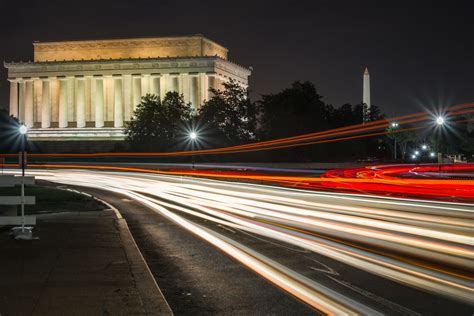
xmin=435 ymin=115 xmax=446 ymax=164
xmin=189 ymin=131 xmax=198 ymax=170
xmin=19 ymin=124 xmax=28 ymax=135
xmin=430 ymin=152 xmax=436 ymax=158
xmin=19 ymin=124 xmax=27 ymax=177
xmin=436 ymin=116 xmax=445 ymax=126
xmin=18 ymin=124 xmax=28 ymax=234
xmin=390 ymin=122 xmax=399 ymax=160
xmin=421 ymin=144 xmax=427 ymax=150
xmin=414 ymin=150 xmax=419 ymax=156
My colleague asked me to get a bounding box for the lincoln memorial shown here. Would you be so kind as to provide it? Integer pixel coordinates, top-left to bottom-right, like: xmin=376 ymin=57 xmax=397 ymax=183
xmin=4 ymin=35 xmax=251 ymax=141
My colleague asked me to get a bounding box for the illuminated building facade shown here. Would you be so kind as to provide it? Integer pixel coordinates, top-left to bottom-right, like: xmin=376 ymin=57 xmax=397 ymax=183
xmin=5 ymin=35 xmax=251 ymax=140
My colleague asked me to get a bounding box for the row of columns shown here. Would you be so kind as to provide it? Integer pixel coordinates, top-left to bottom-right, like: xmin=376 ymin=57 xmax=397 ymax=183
xmin=9 ymin=73 xmax=214 ymax=129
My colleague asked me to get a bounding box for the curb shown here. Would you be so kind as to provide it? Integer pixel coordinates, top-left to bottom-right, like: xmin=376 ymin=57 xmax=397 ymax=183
xmin=60 ymin=187 xmax=174 ymax=315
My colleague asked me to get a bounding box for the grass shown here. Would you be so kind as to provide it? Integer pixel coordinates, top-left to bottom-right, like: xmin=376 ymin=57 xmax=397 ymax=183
xmin=0 ymin=185 xmax=105 ymax=215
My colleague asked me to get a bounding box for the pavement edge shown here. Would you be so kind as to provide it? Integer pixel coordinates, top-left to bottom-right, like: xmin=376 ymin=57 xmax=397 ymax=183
xmin=70 ymin=189 xmax=174 ymax=316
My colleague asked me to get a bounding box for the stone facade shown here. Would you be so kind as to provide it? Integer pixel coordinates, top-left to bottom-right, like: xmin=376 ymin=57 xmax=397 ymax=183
xmin=5 ymin=35 xmax=251 ymax=141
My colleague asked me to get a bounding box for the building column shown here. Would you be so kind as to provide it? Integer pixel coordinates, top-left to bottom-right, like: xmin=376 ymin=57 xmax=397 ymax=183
xmin=18 ymin=80 xmax=25 ymax=123
xmin=58 ymin=78 xmax=68 ymax=128
xmin=150 ymin=75 xmax=160 ymax=97
xmin=66 ymin=76 xmax=75 ymax=123
xmin=105 ymin=76 xmax=114 ymax=122
xmin=33 ymin=79 xmax=42 ymax=126
xmin=123 ymin=74 xmax=132 ymax=121
xmin=41 ymin=78 xmax=51 ymax=128
xmin=24 ymin=79 xmax=34 ymax=128
xmin=132 ymin=75 xmax=142 ymax=110
xmin=199 ymin=73 xmax=209 ymax=107
xmin=160 ymin=74 xmax=169 ymax=100
xmin=208 ymin=74 xmax=216 ymax=99
xmin=9 ymin=79 xmax=18 ymax=118
xmin=181 ymin=74 xmax=191 ymax=105
xmin=76 ymin=77 xmax=86 ymax=128
xmin=190 ymin=75 xmax=199 ymax=111
xmin=93 ymin=77 xmax=104 ymax=128
xmin=50 ymin=78 xmax=59 ymax=124
xmin=85 ymin=76 xmax=92 ymax=122
xmin=114 ymin=77 xmax=123 ymax=128
xmin=141 ymin=74 xmax=150 ymax=96
xmin=171 ymin=75 xmax=179 ymax=92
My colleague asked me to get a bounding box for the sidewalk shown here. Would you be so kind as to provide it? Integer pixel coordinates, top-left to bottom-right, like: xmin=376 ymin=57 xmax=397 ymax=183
xmin=0 ymin=210 xmax=172 ymax=316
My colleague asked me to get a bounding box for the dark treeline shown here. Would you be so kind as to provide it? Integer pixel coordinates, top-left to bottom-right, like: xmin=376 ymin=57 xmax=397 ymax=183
xmin=126 ymin=80 xmax=385 ymax=162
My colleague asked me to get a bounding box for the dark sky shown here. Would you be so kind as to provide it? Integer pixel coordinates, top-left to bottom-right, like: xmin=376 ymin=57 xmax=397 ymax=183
xmin=0 ymin=0 xmax=472 ymax=116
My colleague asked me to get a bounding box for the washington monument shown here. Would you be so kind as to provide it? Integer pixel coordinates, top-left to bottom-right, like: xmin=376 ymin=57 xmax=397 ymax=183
xmin=363 ymin=67 xmax=371 ymax=120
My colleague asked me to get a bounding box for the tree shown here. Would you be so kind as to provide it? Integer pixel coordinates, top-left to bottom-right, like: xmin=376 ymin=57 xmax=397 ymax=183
xmin=0 ymin=109 xmax=20 ymax=153
xmin=257 ymin=81 xmax=328 ymax=140
xmin=198 ymin=79 xmax=257 ymax=145
xmin=125 ymin=92 xmax=192 ymax=150
xmin=386 ymin=127 xmax=417 ymax=160
xmin=455 ymin=113 xmax=474 ymax=159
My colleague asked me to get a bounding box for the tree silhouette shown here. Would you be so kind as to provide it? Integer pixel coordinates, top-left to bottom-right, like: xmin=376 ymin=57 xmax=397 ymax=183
xmin=125 ymin=92 xmax=192 ymax=150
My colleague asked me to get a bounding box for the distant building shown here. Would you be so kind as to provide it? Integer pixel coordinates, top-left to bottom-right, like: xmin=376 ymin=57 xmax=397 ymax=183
xmin=5 ymin=35 xmax=251 ymax=141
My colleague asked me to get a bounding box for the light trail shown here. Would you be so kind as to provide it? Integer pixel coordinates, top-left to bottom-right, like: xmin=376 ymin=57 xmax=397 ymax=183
xmin=9 ymin=168 xmax=473 ymax=312
xmin=2 ymin=102 xmax=472 ymax=158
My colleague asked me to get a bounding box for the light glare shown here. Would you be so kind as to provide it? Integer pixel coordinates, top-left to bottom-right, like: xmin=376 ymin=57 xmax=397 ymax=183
xmin=19 ymin=125 xmax=28 ymax=135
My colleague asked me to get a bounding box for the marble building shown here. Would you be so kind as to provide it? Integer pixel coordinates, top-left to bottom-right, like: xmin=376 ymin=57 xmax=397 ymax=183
xmin=4 ymin=35 xmax=251 ymax=140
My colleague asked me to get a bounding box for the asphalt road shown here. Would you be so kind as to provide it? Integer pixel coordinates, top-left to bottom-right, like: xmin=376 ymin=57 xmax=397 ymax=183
xmin=27 ymin=169 xmax=474 ymax=315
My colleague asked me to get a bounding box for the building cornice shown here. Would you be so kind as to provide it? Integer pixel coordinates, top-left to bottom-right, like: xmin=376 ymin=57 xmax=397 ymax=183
xmin=5 ymin=56 xmax=251 ymax=79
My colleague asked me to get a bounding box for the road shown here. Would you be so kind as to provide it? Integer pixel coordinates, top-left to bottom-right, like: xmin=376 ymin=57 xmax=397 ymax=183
xmin=24 ymin=169 xmax=474 ymax=315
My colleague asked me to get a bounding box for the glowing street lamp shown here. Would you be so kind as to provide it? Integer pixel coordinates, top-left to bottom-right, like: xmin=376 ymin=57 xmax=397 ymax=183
xmin=414 ymin=150 xmax=419 ymax=156
xmin=18 ymin=124 xmax=28 ymax=234
xmin=436 ymin=116 xmax=445 ymax=126
xmin=19 ymin=124 xmax=28 ymax=135
xmin=421 ymin=144 xmax=427 ymax=150
xmin=411 ymin=154 xmax=417 ymax=159
xmin=189 ymin=131 xmax=198 ymax=170
xmin=390 ymin=122 xmax=399 ymax=160
xmin=430 ymin=152 xmax=436 ymax=158
xmin=434 ymin=115 xmax=447 ymax=164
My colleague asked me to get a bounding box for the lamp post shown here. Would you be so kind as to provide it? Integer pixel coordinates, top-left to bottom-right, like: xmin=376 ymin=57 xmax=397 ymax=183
xmin=189 ymin=132 xmax=197 ymax=170
xmin=390 ymin=122 xmax=399 ymax=160
xmin=18 ymin=124 xmax=28 ymax=232
xmin=435 ymin=116 xmax=445 ymax=166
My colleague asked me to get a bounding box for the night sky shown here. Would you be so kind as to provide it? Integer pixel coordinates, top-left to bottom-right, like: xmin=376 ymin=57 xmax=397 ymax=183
xmin=0 ymin=0 xmax=472 ymax=116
